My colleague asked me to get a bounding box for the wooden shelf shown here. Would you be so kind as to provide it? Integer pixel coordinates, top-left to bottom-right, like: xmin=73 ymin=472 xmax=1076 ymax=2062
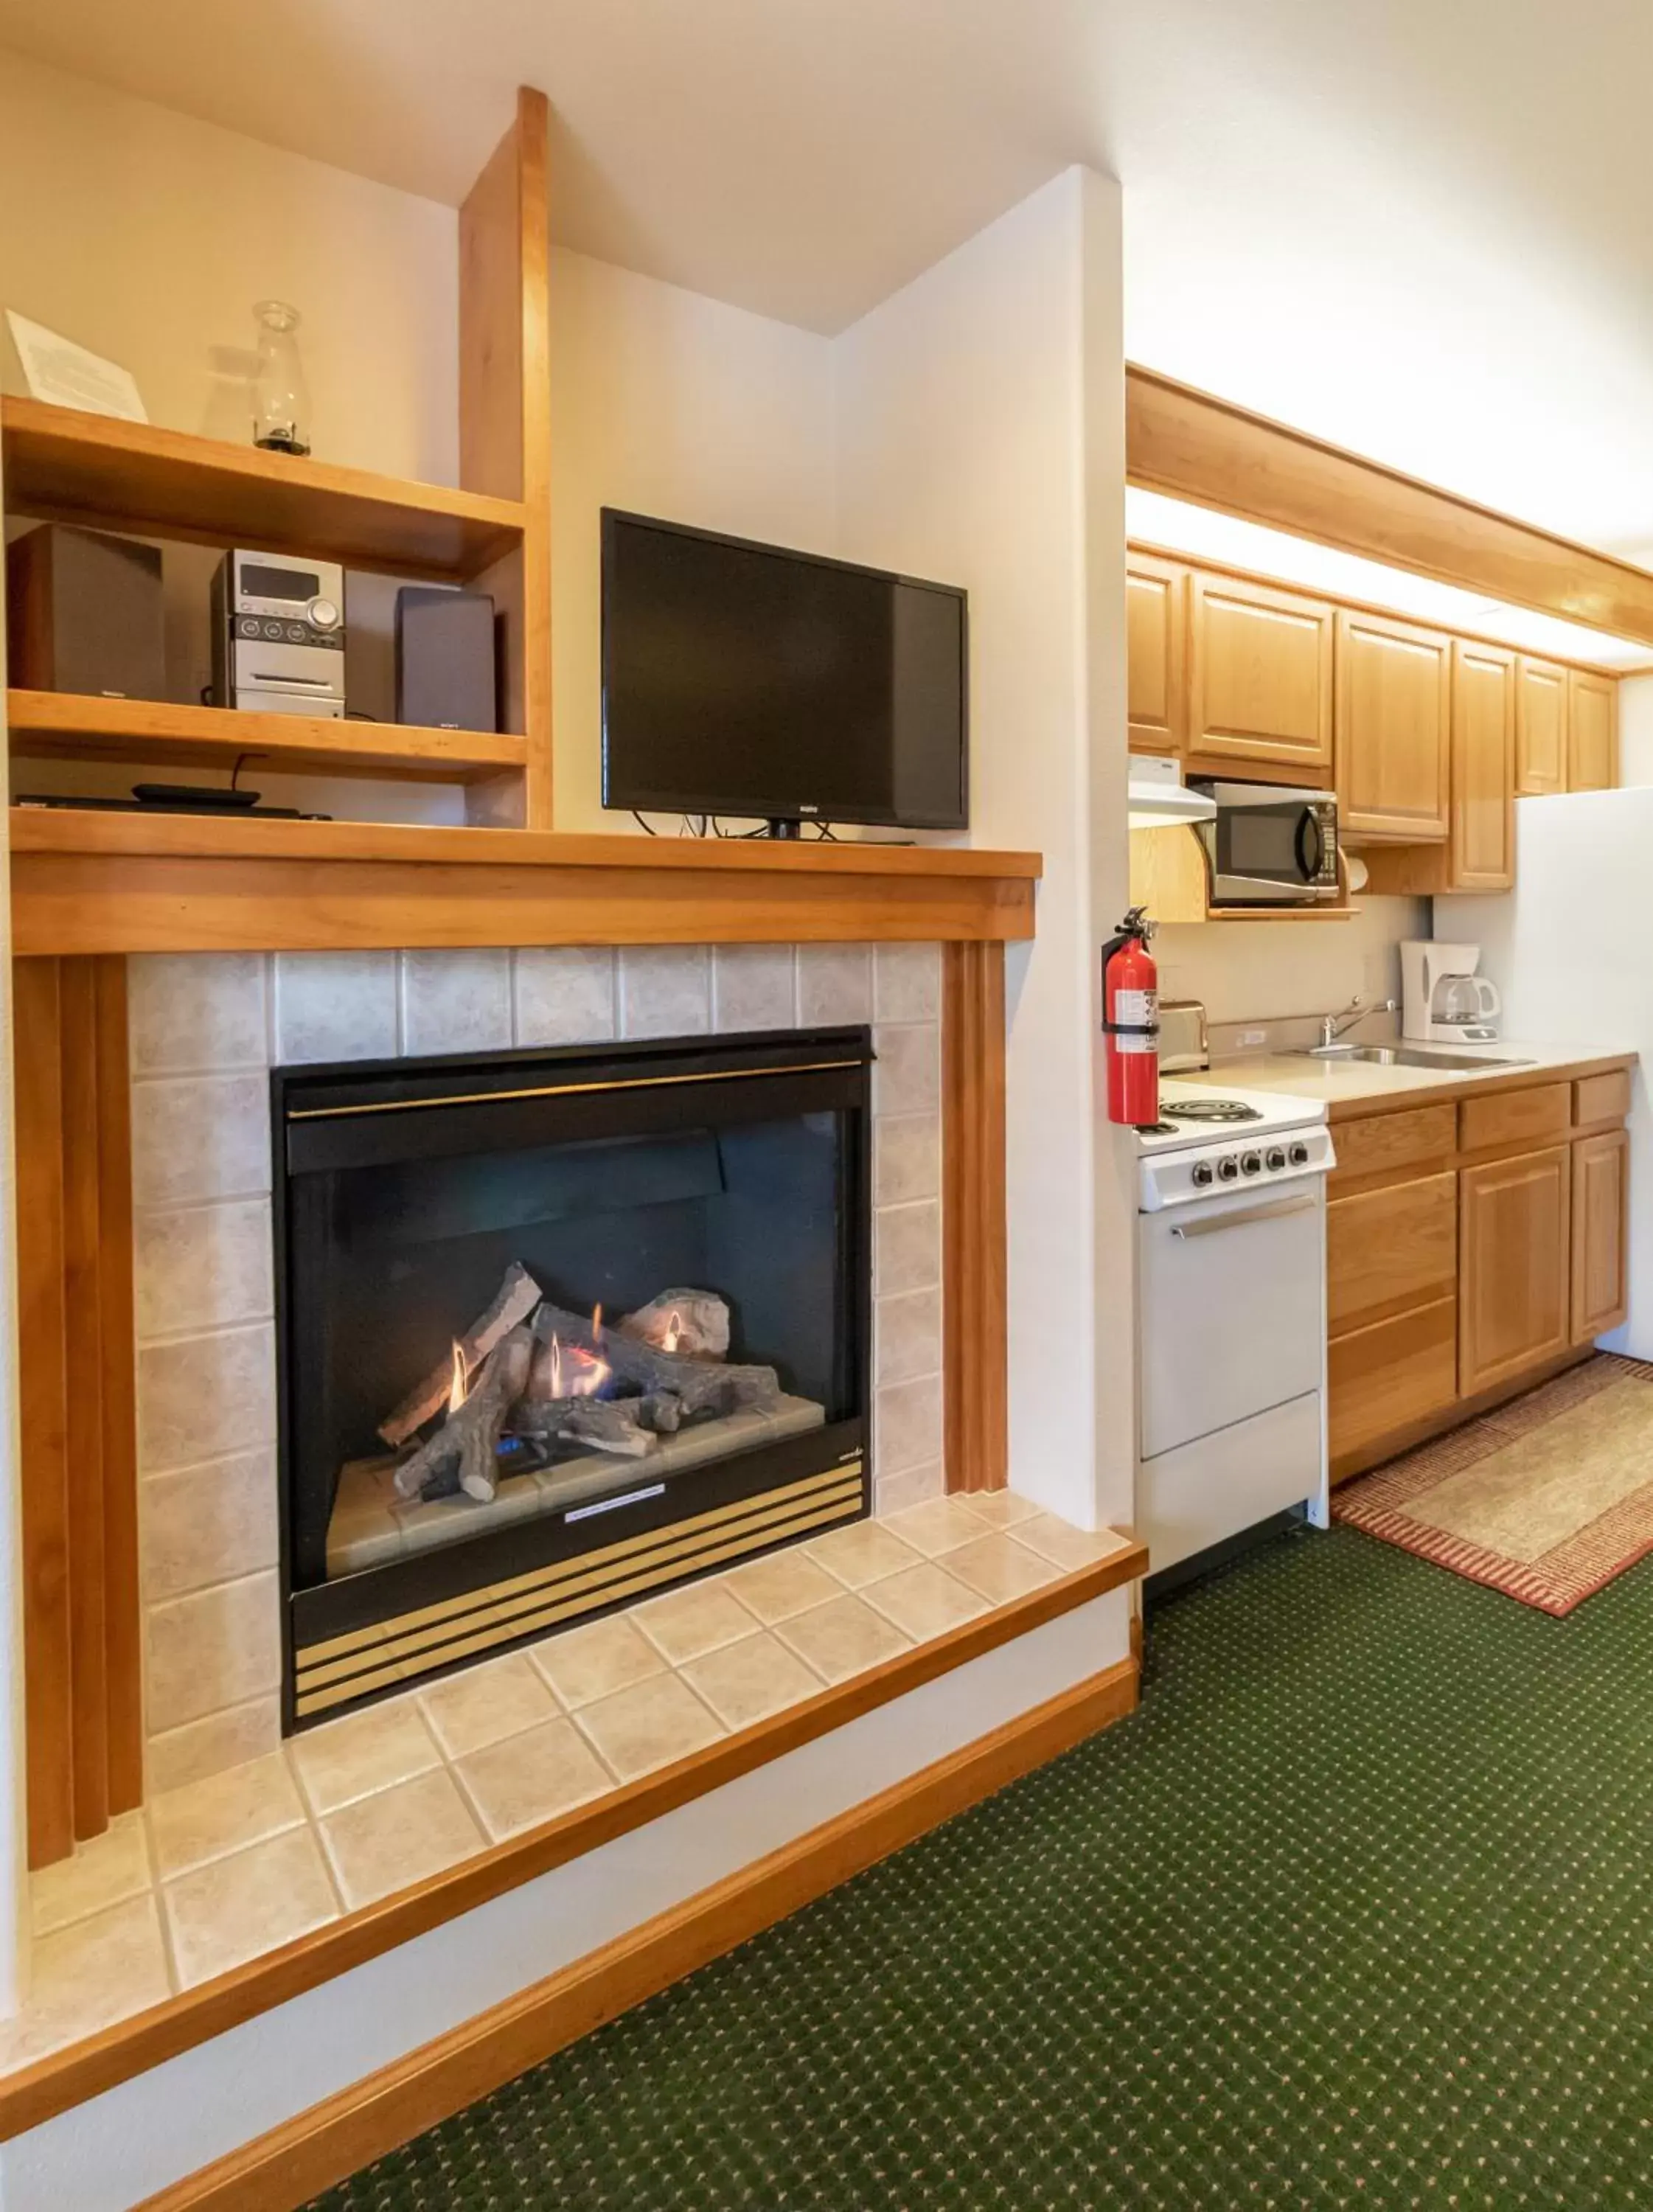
xmin=7 ymin=690 xmax=528 ymax=786
xmin=8 ymin=809 xmax=1042 ymax=956
xmin=0 ymin=397 xmax=524 ymax=581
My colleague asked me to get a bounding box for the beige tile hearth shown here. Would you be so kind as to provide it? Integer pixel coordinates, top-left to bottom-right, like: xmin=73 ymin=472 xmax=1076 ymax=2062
xmin=724 ymin=1545 xmax=843 ymax=1624
xmin=572 ymin=1672 xmax=726 ymax=1781
xmin=30 ymin=1815 xmax=152 ymax=1938
xmin=956 ymin=1489 xmax=1040 ymax=1531
xmin=805 ymin=1518 xmax=923 ymax=1590
xmin=321 ymin=1766 xmax=484 ymax=1910
xmin=420 ymin=1652 xmax=563 ymax=1761
xmin=291 ymin=1699 xmax=442 ymax=1816
xmin=773 ymin=1591 xmax=914 ymax=1684
xmin=860 ymin=1561 xmax=991 ymax=1641
xmin=163 ymin=1826 xmax=339 ymax=1988
xmin=12 ymin=1492 xmax=1134 ymax=2075
xmin=633 ymin=1579 xmax=762 ymax=1665
xmin=457 ymin=1718 xmax=616 ymax=1840
xmin=149 ymin=1750 xmax=306 ymax=1879
xmin=680 ymin=1630 xmax=826 ymax=1730
xmin=529 ymin=1613 xmax=667 ymax=1710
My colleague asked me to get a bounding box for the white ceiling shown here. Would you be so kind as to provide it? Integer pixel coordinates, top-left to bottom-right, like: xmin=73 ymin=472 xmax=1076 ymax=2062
xmin=5 ymin=1 xmax=1653 ymax=557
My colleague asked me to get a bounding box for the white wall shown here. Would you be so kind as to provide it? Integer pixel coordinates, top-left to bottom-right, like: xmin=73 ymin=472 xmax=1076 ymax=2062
xmin=1157 ymin=895 xmax=1428 ymax=1031
xmin=548 ymin=251 xmax=837 ymax=832
xmin=835 ymin=167 xmax=1134 ymax=1535
xmin=1617 ymin=672 xmax=1653 ymax=787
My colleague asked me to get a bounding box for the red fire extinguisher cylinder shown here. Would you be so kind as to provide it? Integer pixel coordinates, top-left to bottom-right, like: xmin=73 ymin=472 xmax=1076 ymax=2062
xmin=1102 ymin=908 xmax=1160 ymax=1128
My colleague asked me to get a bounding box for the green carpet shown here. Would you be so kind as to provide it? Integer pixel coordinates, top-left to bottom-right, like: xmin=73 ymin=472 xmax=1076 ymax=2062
xmin=310 ymin=1523 xmax=1653 ymax=2208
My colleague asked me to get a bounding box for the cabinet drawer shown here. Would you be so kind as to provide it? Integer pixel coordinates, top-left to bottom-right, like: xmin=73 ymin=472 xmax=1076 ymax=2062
xmin=1327 ymin=1171 xmax=1458 ymax=1335
xmin=1459 ymin=1083 xmax=1570 ymax=1155
xmin=1329 ymin=1297 xmax=1458 ymax=1475
xmin=1329 ymin=1104 xmax=1456 ymax=1188
xmin=1575 ymin=1069 xmax=1632 ymax=1128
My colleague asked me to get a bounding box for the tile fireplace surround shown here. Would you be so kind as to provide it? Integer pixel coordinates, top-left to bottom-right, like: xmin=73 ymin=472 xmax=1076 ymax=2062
xmin=132 ymin=940 xmax=945 ymax=1800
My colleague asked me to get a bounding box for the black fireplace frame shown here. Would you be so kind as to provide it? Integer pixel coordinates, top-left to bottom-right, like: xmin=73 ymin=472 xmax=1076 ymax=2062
xmin=271 ymin=1026 xmax=874 ymax=1731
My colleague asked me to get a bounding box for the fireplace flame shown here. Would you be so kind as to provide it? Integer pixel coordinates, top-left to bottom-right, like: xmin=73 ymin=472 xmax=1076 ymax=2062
xmin=661 ymin=1308 xmax=684 ymax=1354
xmin=448 ymin=1341 xmax=469 ymax=1413
xmin=549 ymin=1324 xmax=610 ymax=1401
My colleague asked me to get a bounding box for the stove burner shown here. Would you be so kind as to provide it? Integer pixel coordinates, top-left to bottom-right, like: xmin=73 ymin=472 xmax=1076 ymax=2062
xmin=1160 ymin=1098 xmax=1264 ymax=1125
xmin=1141 ymin=1123 xmax=1177 ymax=1137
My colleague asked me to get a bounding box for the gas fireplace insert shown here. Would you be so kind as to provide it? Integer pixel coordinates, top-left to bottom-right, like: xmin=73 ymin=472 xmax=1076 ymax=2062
xmin=274 ymin=1028 xmax=872 ymax=1728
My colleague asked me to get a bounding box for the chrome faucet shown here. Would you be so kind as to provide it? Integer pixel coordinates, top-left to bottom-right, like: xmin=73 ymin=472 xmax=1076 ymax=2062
xmin=1315 ymin=995 xmax=1398 ymax=1050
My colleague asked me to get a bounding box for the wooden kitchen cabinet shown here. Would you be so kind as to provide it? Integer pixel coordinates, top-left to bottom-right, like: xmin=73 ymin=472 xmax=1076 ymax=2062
xmin=1568 ymin=669 xmax=1618 ymax=790
xmin=1572 ymin=1127 xmax=1629 ymax=1343
xmin=1516 ymin=656 xmax=1569 ymax=796
xmin=1448 ymin=641 xmax=1516 ymax=892
xmin=1327 ymin=1171 xmax=1457 ymax=1335
xmin=1458 ymin=1145 xmax=1573 ymax=1396
xmin=1333 ymin=611 xmax=1450 ymax=841
xmin=1127 ymin=553 xmax=1188 ymax=756
xmin=1329 ymin=1300 xmax=1458 ymax=1468
xmin=1186 ymin=571 xmax=1334 ymax=776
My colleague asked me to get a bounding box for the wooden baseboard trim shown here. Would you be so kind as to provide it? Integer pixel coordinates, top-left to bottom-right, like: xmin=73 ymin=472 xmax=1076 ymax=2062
xmin=139 ymin=1656 xmax=1138 ymax=2212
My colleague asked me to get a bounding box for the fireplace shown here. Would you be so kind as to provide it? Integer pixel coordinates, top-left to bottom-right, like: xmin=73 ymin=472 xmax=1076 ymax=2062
xmin=274 ymin=1027 xmax=872 ymax=1727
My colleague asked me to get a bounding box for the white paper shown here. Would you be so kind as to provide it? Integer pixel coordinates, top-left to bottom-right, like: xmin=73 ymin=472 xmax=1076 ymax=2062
xmin=6 ymin=312 xmax=147 ymax=422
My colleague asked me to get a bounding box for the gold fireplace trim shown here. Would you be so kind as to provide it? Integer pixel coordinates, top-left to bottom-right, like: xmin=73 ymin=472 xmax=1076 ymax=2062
xmin=293 ymin=1462 xmax=864 ymax=1718
xmin=288 ymin=1058 xmax=865 ymax=1121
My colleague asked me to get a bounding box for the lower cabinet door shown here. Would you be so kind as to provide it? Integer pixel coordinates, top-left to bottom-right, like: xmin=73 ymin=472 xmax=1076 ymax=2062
xmin=1459 ymin=1145 xmax=1572 ymax=1395
xmin=1329 ymin=1296 xmax=1458 ymax=1475
xmin=1572 ymin=1128 xmax=1629 ymax=1343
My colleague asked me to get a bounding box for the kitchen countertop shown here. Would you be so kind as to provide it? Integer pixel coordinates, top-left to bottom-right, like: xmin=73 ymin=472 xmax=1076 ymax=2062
xmin=1180 ymin=1040 xmax=1638 ymax=1117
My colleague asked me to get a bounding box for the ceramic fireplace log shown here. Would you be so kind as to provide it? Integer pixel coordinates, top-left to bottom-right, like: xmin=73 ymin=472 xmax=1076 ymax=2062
xmin=553 ymin=1399 xmax=658 ymax=1458
xmin=392 ymin=1326 xmax=535 ymax=1503
xmin=377 ymin=1262 xmax=543 ymax=1448
xmin=515 ymin=1388 xmax=683 ymax=1445
xmin=529 ymin=1300 xmax=783 ymax=1417
xmin=617 ymin=1288 xmax=731 ymax=1360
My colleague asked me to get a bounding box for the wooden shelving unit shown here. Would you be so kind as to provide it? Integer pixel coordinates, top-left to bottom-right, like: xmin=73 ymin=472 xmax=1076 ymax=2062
xmin=7 ymin=690 xmax=528 ymax=785
xmin=0 ymin=88 xmax=553 ymax=827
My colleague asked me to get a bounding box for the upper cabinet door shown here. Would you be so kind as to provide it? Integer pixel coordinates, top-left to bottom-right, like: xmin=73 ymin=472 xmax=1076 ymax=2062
xmin=1568 ymin=670 xmax=1618 ymax=791
xmin=1186 ymin=573 xmax=1334 ymax=774
xmin=1450 ymin=641 xmax=1516 ymax=892
xmin=1127 ymin=554 xmax=1188 ymax=757
xmin=1515 ymin=656 xmax=1567 ymax=796
xmin=1334 ymin=611 xmax=1450 ymax=841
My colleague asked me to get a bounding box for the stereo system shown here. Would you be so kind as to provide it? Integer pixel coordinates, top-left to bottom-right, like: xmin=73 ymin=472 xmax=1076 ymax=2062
xmin=211 ymin=549 xmax=346 ymax=717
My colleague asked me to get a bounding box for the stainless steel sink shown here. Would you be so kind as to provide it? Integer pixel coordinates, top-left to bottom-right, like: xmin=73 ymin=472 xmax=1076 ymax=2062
xmin=1295 ymin=1046 xmax=1534 ymax=1071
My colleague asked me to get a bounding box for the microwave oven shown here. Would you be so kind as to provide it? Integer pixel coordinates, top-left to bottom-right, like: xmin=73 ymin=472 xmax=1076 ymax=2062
xmin=1188 ymin=779 xmax=1340 ymax=905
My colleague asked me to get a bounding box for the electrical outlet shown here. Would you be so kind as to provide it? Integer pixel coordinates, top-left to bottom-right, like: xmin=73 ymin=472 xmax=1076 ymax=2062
xmin=1236 ymin=1026 xmax=1267 ymax=1048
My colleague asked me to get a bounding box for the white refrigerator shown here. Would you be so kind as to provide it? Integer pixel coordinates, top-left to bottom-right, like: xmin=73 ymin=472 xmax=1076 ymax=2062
xmin=1452 ymin=787 xmax=1652 ymax=1357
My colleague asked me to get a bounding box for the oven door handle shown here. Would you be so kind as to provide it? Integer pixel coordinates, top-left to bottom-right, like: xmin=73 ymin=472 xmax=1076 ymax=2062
xmin=1171 ymin=1194 xmax=1317 ymax=1239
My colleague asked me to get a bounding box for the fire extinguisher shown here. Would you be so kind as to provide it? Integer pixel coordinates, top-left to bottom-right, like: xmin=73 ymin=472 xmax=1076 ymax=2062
xmin=1102 ymin=905 xmax=1160 ymax=1127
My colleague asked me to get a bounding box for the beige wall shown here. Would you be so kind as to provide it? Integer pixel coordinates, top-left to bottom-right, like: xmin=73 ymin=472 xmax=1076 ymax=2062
xmin=1155 ymin=894 xmax=1428 ymax=1032
xmin=547 ymin=249 xmax=837 ymax=832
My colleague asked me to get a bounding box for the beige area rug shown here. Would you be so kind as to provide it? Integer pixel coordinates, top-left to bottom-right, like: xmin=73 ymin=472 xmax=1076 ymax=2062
xmin=1332 ymin=1354 xmax=1653 ymax=1615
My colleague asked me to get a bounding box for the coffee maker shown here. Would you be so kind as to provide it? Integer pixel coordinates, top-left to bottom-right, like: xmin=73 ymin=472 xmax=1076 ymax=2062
xmin=1402 ymin=941 xmax=1502 ymax=1043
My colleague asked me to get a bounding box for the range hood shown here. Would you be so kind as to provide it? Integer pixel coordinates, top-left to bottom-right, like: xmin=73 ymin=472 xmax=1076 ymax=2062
xmin=1127 ymin=754 xmax=1217 ymax=829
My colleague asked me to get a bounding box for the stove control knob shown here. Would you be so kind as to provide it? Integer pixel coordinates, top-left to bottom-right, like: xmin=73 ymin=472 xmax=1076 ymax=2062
xmin=1191 ymin=1161 xmax=1214 ymax=1189
xmin=1266 ymin=1146 xmax=1287 ymax=1172
xmin=1217 ymin=1155 xmax=1241 ymax=1182
xmin=1240 ymin=1150 xmax=1262 ymax=1176
xmin=1289 ymin=1140 xmax=1309 ymax=1167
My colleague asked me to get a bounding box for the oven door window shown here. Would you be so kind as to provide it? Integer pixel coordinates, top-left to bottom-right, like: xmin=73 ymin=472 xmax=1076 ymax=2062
xmin=1219 ymin=805 xmax=1313 ymax=886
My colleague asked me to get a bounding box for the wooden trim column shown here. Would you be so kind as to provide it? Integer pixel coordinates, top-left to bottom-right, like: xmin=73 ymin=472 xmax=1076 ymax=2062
xmin=942 ymin=942 xmax=1009 ymax=1492
xmin=459 ymin=86 xmax=553 ymax=830
xmin=13 ymin=956 xmax=141 ymax=1864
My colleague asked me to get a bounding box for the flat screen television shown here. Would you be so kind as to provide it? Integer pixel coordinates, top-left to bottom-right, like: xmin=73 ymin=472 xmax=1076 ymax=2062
xmin=601 ymin=509 xmax=968 ymax=835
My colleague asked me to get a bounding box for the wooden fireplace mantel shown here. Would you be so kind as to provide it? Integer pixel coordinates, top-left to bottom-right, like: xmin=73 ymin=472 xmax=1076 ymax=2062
xmin=7 ymin=810 xmax=1040 ymax=956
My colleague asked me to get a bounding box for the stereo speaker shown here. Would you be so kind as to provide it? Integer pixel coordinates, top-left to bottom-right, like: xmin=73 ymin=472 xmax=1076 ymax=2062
xmin=394 ymin=586 xmax=497 ymax=732
xmin=6 ymin=525 xmax=165 ymax=699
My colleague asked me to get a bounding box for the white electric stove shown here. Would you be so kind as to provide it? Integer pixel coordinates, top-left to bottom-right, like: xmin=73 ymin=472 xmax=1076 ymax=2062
xmin=1136 ymin=1080 xmax=1334 ymax=1586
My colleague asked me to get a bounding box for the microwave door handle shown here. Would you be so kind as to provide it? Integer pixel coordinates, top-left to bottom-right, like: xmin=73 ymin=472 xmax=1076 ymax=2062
xmin=1295 ymin=809 xmax=1324 ymax=883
